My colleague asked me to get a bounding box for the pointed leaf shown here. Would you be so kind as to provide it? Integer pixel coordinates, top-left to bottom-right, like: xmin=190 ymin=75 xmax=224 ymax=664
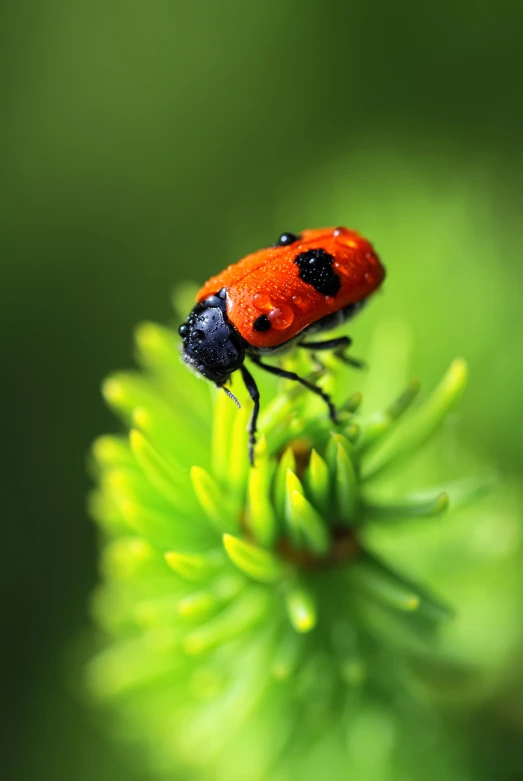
xmin=442 ymin=474 xmax=497 ymax=509
xmin=134 ymin=405 xmax=203 ymax=469
xmin=334 ymin=440 xmax=359 ymax=524
xmin=344 ymin=423 xmax=360 ymax=444
xmin=129 ymin=429 xmax=197 ymax=512
xmin=103 ymin=538 xmax=159 ymax=581
xmin=274 ymin=448 xmax=297 ymax=519
xmin=134 ymin=594 xmax=181 ymax=627
xmin=347 ymin=555 xmax=421 ymax=612
xmin=358 ymin=379 xmax=420 ymax=453
xmin=341 ymin=391 xmax=362 ymax=414
xmin=272 ymin=631 xmax=303 ymax=680
xmin=102 ymin=373 xmax=155 ymax=420
xmin=285 ymin=584 xmax=317 ymax=633
xmin=91 ymin=436 xmax=135 ymax=469
xmin=361 ymin=360 xmax=468 ymax=481
xmin=284 ymin=469 xmax=305 ymax=545
xmin=223 ymin=534 xmax=285 ymax=583
xmin=134 ymin=321 xmax=182 ymax=372
xmin=362 ymin=491 xmax=449 ymax=523
xmin=305 ymin=448 xmax=331 ymax=518
xmin=177 ymin=576 xmax=244 ymax=619
xmin=347 ymin=551 xmax=452 ymax=622
xmin=183 ymin=590 xmax=269 ymax=654
xmin=164 ymin=550 xmax=220 ymax=581
xmin=228 ymin=403 xmax=251 ymax=491
xmin=211 ymin=385 xmax=237 ymax=484
xmin=289 ymin=491 xmax=330 ymax=555
xmin=190 ymin=466 xmax=239 ymax=534
xmin=177 ymin=590 xmax=219 ymax=619
xmin=247 ymin=461 xmax=279 ymax=547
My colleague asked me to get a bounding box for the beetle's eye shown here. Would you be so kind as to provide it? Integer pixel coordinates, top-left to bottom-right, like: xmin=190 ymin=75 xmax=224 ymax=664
xmin=178 ymin=324 xmax=189 ymax=338
xmin=203 ymin=295 xmax=221 ymax=307
xmin=275 ymin=232 xmax=300 ymax=247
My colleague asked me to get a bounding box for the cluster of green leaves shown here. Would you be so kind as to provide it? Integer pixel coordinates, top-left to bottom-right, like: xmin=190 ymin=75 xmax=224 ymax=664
xmin=87 ymin=314 xmax=519 ymax=781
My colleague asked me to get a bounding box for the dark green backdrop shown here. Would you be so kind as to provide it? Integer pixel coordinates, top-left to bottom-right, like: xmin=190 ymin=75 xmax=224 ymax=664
xmin=3 ymin=1 xmax=523 ymax=779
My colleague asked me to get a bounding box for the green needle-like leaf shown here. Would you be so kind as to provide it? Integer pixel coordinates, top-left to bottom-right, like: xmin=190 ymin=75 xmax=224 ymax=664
xmin=362 ymin=491 xmax=449 ymax=523
xmin=272 ymin=631 xmax=304 ymax=680
xmin=129 ymin=429 xmax=198 ymax=512
xmin=133 ymin=405 xmax=203 ymax=469
xmin=274 ymin=448 xmax=297 ymax=519
xmin=341 ymin=391 xmax=363 ymax=414
xmin=211 ymin=386 xmax=237 ymax=485
xmin=135 ymin=321 xmax=184 ymax=373
xmin=305 ymin=448 xmax=331 ymax=518
xmin=284 ymin=469 xmax=305 ymax=545
xmin=228 ymin=403 xmax=251 ymax=491
xmin=361 ymin=360 xmax=468 ymax=480
xmin=222 ymin=534 xmax=285 ymax=583
xmin=164 ymin=550 xmax=221 ymax=581
xmin=177 ymin=580 xmax=243 ymax=620
xmin=91 ymin=435 xmax=136 ymax=470
xmin=334 ymin=440 xmax=359 ymax=524
xmin=183 ymin=591 xmax=269 ymax=655
xmin=102 ymin=538 xmax=159 ymax=581
xmin=347 ymin=551 xmax=452 ymax=623
xmin=357 ymin=379 xmax=421 ymax=453
xmin=247 ymin=463 xmax=279 ymax=547
xmin=344 ymin=423 xmax=360 ymax=444
xmin=288 ymin=491 xmax=330 ymax=555
xmin=442 ymin=474 xmax=498 ymax=509
xmin=177 ymin=590 xmax=222 ymax=620
xmin=190 ymin=466 xmax=240 ymax=534
xmin=102 ymin=373 xmax=159 ymax=421
xmin=285 ymin=584 xmax=317 ymax=633
xmin=346 ymin=556 xmax=422 ymax=612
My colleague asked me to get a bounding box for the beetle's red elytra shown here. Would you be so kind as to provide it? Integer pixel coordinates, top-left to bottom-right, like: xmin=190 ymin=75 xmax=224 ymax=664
xmin=179 ymin=227 xmax=386 ymax=464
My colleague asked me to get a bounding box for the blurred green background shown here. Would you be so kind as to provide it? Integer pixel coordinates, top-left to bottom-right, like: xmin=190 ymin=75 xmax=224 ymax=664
xmin=3 ymin=1 xmax=523 ymax=779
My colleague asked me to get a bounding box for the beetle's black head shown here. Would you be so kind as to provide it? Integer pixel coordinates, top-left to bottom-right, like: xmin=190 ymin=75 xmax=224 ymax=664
xmin=178 ymin=290 xmax=245 ymax=385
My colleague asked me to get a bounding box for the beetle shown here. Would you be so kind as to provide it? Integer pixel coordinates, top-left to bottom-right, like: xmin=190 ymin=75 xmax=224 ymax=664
xmin=178 ymin=227 xmax=385 ymax=464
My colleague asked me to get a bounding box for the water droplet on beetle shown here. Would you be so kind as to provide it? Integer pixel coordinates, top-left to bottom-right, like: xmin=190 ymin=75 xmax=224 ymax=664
xmin=268 ymin=304 xmax=294 ymax=330
xmin=253 ymin=291 xmax=272 ymax=310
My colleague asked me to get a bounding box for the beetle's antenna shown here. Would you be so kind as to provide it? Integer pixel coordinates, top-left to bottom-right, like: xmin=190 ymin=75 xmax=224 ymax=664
xmin=221 ymin=385 xmax=241 ymax=409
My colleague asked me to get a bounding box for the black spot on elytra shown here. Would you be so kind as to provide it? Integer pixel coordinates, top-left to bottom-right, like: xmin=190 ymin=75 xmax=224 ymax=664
xmin=253 ymin=314 xmax=271 ymax=332
xmin=293 ymin=248 xmax=341 ymax=297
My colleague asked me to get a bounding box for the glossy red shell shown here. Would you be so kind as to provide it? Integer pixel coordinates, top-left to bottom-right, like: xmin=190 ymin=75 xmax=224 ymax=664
xmin=196 ymin=227 xmax=385 ymax=348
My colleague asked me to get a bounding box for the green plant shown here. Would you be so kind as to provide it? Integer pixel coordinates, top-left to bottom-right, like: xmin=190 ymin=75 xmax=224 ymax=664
xmin=87 ymin=308 xmax=520 ymax=781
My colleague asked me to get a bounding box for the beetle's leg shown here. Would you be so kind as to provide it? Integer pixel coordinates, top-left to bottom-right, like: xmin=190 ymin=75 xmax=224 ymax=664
xmin=298 ymin=336 xmax=366 ymax=370
xmin=240 ymin=364 xmax=260 ymax=467
xmin=250 ymin=356 xmax=338 ymax=424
